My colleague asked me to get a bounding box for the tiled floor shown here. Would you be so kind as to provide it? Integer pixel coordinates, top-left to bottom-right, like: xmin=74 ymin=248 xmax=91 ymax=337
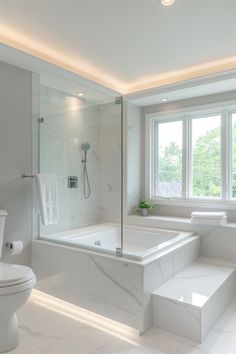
xmin=12 ymin=290 xmax=236 ymax=354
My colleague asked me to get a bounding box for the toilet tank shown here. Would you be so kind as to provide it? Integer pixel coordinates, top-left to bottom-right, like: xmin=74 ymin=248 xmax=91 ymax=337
xmin=0 ymin=210 xmax=7 ymax=258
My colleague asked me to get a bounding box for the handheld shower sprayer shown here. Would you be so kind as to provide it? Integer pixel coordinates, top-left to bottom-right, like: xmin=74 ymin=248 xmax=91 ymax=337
xmin=81 ymin=142 xmax=91 ymax=153
xmin=81 ymin=142 xmax=91 ymax=163
xmin=81 ymin=142 xmax=91 ymax=199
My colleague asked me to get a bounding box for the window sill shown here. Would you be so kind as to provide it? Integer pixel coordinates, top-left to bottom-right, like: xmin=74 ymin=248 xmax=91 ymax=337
xmin=149 ymin=197 xmax=236 ymax=210
xmin=126 ymin=214 xmax=236 ymax=231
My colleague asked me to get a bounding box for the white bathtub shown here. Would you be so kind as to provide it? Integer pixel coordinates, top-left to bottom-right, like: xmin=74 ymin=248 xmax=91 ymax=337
xmin=40 ymin=223 xmax=193 ymax=261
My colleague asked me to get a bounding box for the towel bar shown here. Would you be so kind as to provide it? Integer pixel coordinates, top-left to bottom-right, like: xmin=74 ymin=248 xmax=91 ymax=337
xmin=22 ymin=174 xmax=59 ymax=178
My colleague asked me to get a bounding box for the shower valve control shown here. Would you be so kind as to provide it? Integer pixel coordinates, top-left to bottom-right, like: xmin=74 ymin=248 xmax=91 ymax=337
xmin=68 ymin=176 xmax=78 ymax=189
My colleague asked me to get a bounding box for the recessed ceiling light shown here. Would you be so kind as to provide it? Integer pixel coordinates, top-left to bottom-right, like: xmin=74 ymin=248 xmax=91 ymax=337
xmin=160 ymin=0 xmax=175 ymax=6
xmin=77 ymin=92 xmax=84 ymax=97
xmin=66 ymin=96 xmax=71 ymax=100
xmin=160 ymin=98 xmax=168 ymax=102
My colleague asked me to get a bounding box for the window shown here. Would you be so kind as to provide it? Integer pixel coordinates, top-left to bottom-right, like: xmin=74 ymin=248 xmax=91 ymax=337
xmin=191 ymin=115 xmax=221 ymax=198
xmin=232 ymin=113 xmax=236 ymax=198
xmin=154 ymin=120 xmax=183 ymax=198
xmin=146 ymin=104 xmax=236 ymax=206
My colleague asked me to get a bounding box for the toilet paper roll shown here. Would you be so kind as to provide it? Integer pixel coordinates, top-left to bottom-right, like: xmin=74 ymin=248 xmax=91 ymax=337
xmin=7 ymin=241 xmax=23 ymax=255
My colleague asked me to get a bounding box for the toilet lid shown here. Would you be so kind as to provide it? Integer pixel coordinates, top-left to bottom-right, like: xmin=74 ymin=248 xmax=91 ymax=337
xmin=0 ymin=263 xmax=35 ymax=287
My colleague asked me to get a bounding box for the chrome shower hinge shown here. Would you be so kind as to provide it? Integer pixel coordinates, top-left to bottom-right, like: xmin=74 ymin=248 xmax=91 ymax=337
xmin=116 ymin=247 xmax=123 ymax=257
xmin=115 ymin=96 xmax=122 ymax=105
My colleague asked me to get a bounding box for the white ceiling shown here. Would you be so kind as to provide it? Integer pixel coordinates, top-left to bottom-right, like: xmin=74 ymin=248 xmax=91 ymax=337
xmin=0 ymin=0 xmax=236 ymax=93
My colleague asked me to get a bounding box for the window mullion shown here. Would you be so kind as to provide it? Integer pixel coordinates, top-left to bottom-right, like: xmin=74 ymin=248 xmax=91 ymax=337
xmin=182 ymin=116 xmax=188 ymax=199
xmin=221 ymin=110 xmax=228 ymax=201
xmin=227 ymin=112 xmax=232 ymax=200
xmin=186 ymin=116 xmax=191 ymax=199
xmin=154 ymin=121 xmax=159 ymax=197
xmin=145 ymin=115 xmax=153 ymax=199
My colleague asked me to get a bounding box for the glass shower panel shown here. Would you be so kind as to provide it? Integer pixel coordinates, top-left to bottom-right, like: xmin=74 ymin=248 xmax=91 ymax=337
xmin=38 ymin=87 xmax=123 ymax=257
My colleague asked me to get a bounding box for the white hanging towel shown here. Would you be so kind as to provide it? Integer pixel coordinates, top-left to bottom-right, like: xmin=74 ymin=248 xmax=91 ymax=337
xmin=36 ymin=174 xmax=59 ymax=226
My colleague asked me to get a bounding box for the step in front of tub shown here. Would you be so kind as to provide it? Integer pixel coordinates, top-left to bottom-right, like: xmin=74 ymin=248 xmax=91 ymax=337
xmin=152 ymin=258 xmax=236 ymax=342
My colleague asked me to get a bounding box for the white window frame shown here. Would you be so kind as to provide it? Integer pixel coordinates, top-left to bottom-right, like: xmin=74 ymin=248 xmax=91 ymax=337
xmin=145 ymin=100 xmax=236 ymax=209
xmin=150 ymin=115 xmax=185 ymax=199
xmin=189 ymin=112 xmax=223 ymax=200
xmin=229 ymin=110 xmax=236 ymax=200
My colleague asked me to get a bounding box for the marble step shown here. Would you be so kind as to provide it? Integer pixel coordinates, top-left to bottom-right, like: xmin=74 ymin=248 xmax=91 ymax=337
xmin=152 ymin=258 xmax=236 ymax=342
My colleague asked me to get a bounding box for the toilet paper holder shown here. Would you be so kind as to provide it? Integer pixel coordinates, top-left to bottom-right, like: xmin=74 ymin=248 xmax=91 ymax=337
xmin=5 ymin=242 xmax=13 ymax=249
xmin=5 ymin=241 xmax=23 ymax=255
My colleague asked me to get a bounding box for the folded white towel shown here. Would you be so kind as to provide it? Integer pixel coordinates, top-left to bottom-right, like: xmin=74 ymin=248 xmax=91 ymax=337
xmin=191 ymin=211 xmax=227 ymax=220
xmin=191 ymin=216 xmax=227 ymax=226
xmin=36 ymin=174 xmax=59 ymax=226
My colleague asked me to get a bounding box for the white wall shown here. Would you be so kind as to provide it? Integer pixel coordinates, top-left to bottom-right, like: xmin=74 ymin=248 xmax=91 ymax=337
xmin=98 ymin=102 xmax=122 ymax=223
xmin=0 ymin=61 xmax=38 ymax=265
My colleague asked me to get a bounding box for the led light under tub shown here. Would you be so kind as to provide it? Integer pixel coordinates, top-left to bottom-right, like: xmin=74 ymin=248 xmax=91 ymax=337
xmin=30 ymin=290 xmax=139 ymax=346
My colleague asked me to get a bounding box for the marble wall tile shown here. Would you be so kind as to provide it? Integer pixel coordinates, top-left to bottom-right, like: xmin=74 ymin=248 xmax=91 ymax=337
xmin=125 ymin=102 xmax=143 ymax=215
xmin=98 ymin=102 xmax=122 ymax=224
xmin=200 ymin=225 xmax=236 ymax=264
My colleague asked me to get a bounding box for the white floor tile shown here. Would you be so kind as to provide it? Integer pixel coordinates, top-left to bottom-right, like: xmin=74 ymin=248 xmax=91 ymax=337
xmin=12 ymin=292 xmax=236 ymax=354
xmin=10 ymin=343 xmax=46 ymax=354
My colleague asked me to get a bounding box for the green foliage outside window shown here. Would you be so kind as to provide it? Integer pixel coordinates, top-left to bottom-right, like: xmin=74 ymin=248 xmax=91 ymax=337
xmin=158 ymin=124 xmax=236 ymax=198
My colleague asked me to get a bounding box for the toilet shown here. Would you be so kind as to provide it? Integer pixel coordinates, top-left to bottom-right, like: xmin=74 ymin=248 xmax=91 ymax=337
xmin=0 ymin=210 xmax=36 ymax=353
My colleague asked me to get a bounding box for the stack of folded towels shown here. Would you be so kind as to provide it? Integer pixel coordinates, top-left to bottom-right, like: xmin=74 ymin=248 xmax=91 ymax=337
xmin=191 ymin=211 xmax=227 ymax=225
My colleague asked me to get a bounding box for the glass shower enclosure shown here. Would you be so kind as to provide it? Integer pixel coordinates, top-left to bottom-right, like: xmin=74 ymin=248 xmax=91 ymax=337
xmin=37 ymin=85 xmax=123 ymax=257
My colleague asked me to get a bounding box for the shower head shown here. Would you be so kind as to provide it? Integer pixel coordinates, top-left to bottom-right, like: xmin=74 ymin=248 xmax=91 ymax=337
xmin=81 ymin=142 xmax=91 ymax=152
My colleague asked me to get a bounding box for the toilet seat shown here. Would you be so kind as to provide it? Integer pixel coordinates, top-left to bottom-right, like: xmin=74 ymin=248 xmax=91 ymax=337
xmin=0 ymin=276 xmax=36 ymax=295
xmin=0 ymin=263 xmax=36 ymax=294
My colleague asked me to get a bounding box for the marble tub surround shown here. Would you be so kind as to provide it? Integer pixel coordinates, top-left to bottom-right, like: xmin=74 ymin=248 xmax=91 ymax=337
xmin=152 ymin=259 xmax=236 ymax=342
xmin=31 ymin=234 xmax=200 ymax=333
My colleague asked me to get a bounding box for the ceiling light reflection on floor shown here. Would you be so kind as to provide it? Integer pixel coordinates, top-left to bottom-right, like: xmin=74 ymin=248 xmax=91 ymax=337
xmin=31 ymin=290 xmax=140 ymax=347
xmin=161 ymin=0 xmax=175 ymax=6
